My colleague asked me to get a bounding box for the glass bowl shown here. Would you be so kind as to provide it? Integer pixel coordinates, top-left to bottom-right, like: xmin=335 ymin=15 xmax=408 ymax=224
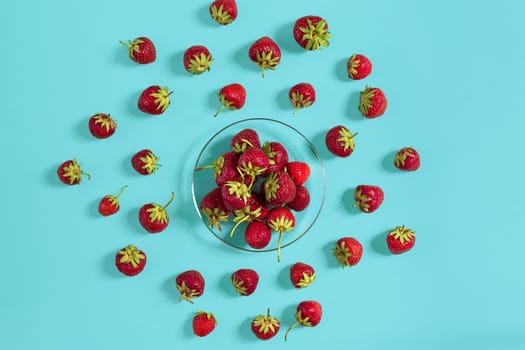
xmin=192 ymin=118 xmax=326 ymax=252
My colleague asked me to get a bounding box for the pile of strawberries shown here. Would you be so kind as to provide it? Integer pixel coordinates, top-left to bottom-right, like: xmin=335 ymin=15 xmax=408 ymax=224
xmin=55 ymin=0 xmax=422 ymax=342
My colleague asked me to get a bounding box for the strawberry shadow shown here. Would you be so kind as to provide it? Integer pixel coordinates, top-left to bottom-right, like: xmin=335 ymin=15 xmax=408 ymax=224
xmin=311 ymin=130 xmax=335 ymax=160
xmin=342 ymin=188 xmax=361 ymax=216
xmin=276 ymin=86 xmax=294 ymax=114
xmin=281 ymin=303 xmax=298 ymax=330
xmin=334 ymin=57 xmax=350 ymax=82
xmin=126 ymin=207 xmax=146 ymax=235
xmin=277 ymin=264 xmax=294 ymax=290
xmin=323 ymin=241 xmax=340 ymax=269
xmin=238 ymin=316 xmax=257 ymax=342
xmin=162 ymin=274 xmax=180 ymax=303
xmin=45 ymin=164 xmax=66 ymax=188
xmin=75 ymin=117 xmax=95 ymax=142
xmin=208 ymin=88 xmax=220 ymax=113
xmin=346 ymin=90 xmax=365 ymax=122
xmin=382 ymin=150 xmax=400 ymax=173
xmin=99 ymin=249 xmax=121 ymax=279
xmin=113 ymin=43 xmax=136 ymax=67
xmin=196 ymin=3 xmax=218 ymax=28
xmin=170 ymin=50 xmax=188 ymax=77
xmin=219 ymin=271 xmax=236 ymax=297
xmin=183 ymin=313 xmax=195 ymax=338
xmin=88 ymin=196 xmax=101 ymax=219
xmin=121 ymin=152 xmax=138 ymax=179
xmin=371 ymin=231 xmax=391 ymax=255
xmin=127 ymin=89 xmax=146 ymax=119
xmin=234 ymin=41 xmax=259 ymax=74
xmin=273 ymin=22 xmax=303 ymax=54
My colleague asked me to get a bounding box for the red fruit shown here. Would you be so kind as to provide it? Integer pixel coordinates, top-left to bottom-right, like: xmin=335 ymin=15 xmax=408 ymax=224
xmin=196 ymin=151 xmax=242 ymax=187
xmin=325 ymin=125 xmax=357 ymax=157
xmin=209 ymin=0 xmax=238 ymax=25
xmin=287 ymin=185 xmax=310 ymax=212
xmin=244 ymin=221 xmax=272 ymax=249
xmin=285 ymin=161 xmax=310 ymax=186
xmin=138 ymin=85 xmax=172 ymax=115
xmin=231 ymin=128 xmax=261 ymax=154
xmin=394 ymin=147 xmax=421 ymax=171
xmin=293 ymin=16 xmax=332 ymax=50
xmin=347 ymin=54 xmax=372 ymax=80
xmin=192 ymin=311 xmax=217 ymax=337
xmin=57 ymin=158 xmax=90 ymax=185
xmin=120 ymin=37 xmax=156 ymax=64
xmin=262 ymin=141 xmax=289 ymax=174
xmin=184 ymin=45 xmax=213 ymax=75
xmin=98 ymin=185 xmax=128 ymax=216
xmin=285 ymin=301 xmax=322 ymax=341
xmin=289 ymin=83 xmax=316 ymax=114
xmin=231 ymin=268 xmax=259 ymax=296
xmin=251 ymin=309 xmax=280 ymax=340
xmin=221 ymin=180 xmax=251 ymax=211
xmin=386 ymin=226 xmax=416 ymax=254
xmin=176 ymin=270 xmax=205 ymax=303
xmin=228 ymin=192 xmax=268 ymax=238
xmin=200 ymin=187 xmax=231 ymax=231
xmin=353 ymin=185 xmax=384 ymax=213
xmin=88 ymin=113 xmax=117 ymax=139
xmin=359 ymin=86 xmax=387 ymax=118
xmin=138 ymin=192 xmax=175 ymax=233
xmin=115 ymin=244 xmax=147 ymax=276
xmin=214 ymin=83 xmax=246 ymax=117
xmin=266 ymin=207 xmax=295 ymax=262
xmin=238 ymin=147 xmax=269 ymax=179
xmin=131 ymin=149 xmax=160 ymax=175
xmin=248 ymin=36 xmax=281 ymax=78
xmin=333 ymin=237 xmax=363 ymax=268
xmin=290 ymin=262 xmax=316 ymax=288
xmin=262 ymin=171 xmax=296 ymax=206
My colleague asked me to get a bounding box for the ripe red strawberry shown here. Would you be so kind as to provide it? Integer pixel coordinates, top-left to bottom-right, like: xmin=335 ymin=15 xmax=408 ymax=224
xmin=238 ymin=147 xmax=269 ymax=179
xmin=209 ymin=0 xmax=237 ymax=25
xmin=353 ymin=185 xmax=384 ymax=213
xmin=88 ymin=113 xmax=117 ymax=139
xmin=131 ymin=149 xmax=160 ymax=175
xmin=120 ymin=37 xmax=156 ymax=64
xmin=248 ymin=36 xmax=281 ymax=78
xmin=325 ymin=125 xmax=357 ymax=157
xmin=214 ymin=83 xmax=246 ymax=117
xmin=284 ymin=301 xmax=322 ymax=341
xmin=196 ymin=151 xmax=243 ymax=187
xmin=228 ymin=192 xmax=268 ymax=238
xmin=138 ymin=85 xmax=172 ymax=115
xmin=289 ymin=83 xmax=316 ymax=114
xmin=138 ymin=192 xmax=175 ymax=233
xmin=98 ymin=185 xmax=128 ymax=216
xmin=347 ymin=54 xmax=372 ymax=80
xmin=333 ymin=237 xmax=363 ymax=268
xmin=262 ymin=171 xmax=296 ymax=206
xmin=293 ymin=16 xmax=332 ymax=50
xmin=287 ymin=185 xmax=310 ymax=212
xmin=231 ymin=128 xmax=261 ymax=153
xmin=184 ymin=45 xmax=213 ymax=75
xmin=262 ymin=141 xmax=289 ymax=174
xmin=192 ymin=311 xmax=217 ymax=337
xmin=231 ymin=268 xmax=259 ymax=296
xmin=200 ymin=187 xmax=231 ymax=231
xmin=394 ymin=147 xmax=421 ymax=171
xmin=221 ymin=180 xmax=251 ymax=211
xmin=251 ymin=309 xmax=280 ymax=340
xmin=267 ymin=207 xmax=295 ymax=262
xmin=115 ymin=244 xmax=146 ymax=276
xmin=290 ymin=262 xmax=316 ymax=288
xmin=285 ymin=161 xmax=310 ymax=186
xmin=176 ymin=270 xmax=205 ymax=303
xmin=359 ymin=86 xmax=387 ymax=118
xmin=387 ymin=225 xmax=416 ymax=254
xmin=57 ymin=158 xmax=90 ymax=185
xmin=244 ymin=221 xmax=271 ymax=249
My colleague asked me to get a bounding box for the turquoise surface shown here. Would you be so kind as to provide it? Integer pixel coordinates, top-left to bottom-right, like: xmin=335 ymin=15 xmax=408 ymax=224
xmin=2 ymin=0 xmax=525 ymax=349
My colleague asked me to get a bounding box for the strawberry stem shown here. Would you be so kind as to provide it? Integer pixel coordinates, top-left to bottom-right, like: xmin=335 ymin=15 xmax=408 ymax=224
xmin=115 ymin=185 xmax=128 ymax=199
xmin=261 ymin=63 xmax=265 ymax=78
xmin=229 ymin=215 xmax=250 ymax=238
xmin=162 ymin=192 xmax=175 ymax=209
xmin=277 ymin=232 xmax=282 ymax=262
xmin=81 ymin=171 xmax=91 ymax=180
xmin=284 ymin=321 xmax=300 ymax=341
xmin=214 ymin=105 xmax=225 ymax=117
xmin=119 ymin=40 xmax=131 ymax=48
xmin=194 ymin=165 xmax=215 ymax=171
xmin=293 ymin=107 xmax=299 ymax=115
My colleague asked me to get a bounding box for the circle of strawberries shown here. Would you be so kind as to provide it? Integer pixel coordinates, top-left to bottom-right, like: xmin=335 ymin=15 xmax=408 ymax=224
xmin=57 ymin=0 xmax=421 ymax=342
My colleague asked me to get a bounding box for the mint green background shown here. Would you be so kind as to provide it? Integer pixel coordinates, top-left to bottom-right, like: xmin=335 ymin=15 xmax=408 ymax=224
xmin=2 ymin=0 xmax=524 ymax=349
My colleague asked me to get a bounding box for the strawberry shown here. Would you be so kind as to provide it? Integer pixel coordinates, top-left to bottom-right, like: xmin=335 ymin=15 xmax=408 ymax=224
xmin=138 ymin=85 xmax=172 ymax=115
xmin=248 ymin=36 xmax=281 ymax=78
xmin=200 ymin=187 xmax=231 ymax=231
xmin=231 ymin=268 xmax=259 ymax=296
xmin=57 ymin=158 xmax=90 ymax=185
xmin=289 ymin=83 xmax=316 ymax=114
xmin=196 ymin=151 xmax=242 ymax=187
xmin=262 ymin=171 xmax=296 ymax=206
xmin=394 ymin=147 xmax=420 ymax=171
xmin=209 ymin=0 xmax=237 ymax=25
xmin=131 ymin=149 xmax=160 ymax=175
xmin=287 ymin=185 xmax=310 ymax=212
xmin=120 ymin=37 xmax=156 ymax=64
xmin=244 ymin=221 xmax=272 ymax=249
xmin=333 ymin=237 xmax=363 ymax=268
xmin=231 ymin=128 xmax=261 ymax=154
xmin=214 ymin=83 xmax=246 ymax=117
xmin=138 ymin=192 xmax=175 ymax=233
xmin=353 ymin=185 xmax=384 ymax=213
xmin=284 ymin=301 xmax=322 ymax=341
xmin=184 ymin=45 xmax=213 ymax=75
xmin=251 ymin=309 xmax=280 ymax=340
xmin=359 ymin=86 xmax=387 ymax=118
xmin=176 ymin=270 xmax=205 ymax=303
xmin=98 ymin=185 xmax=128 ymax=216
xmin=115 ymin=244 xmax=146 ymax=276
xmin=290 ymin=262 xmax=316 ymax=288
xmin=88 ymin=113 xmax=117 ymax=139
xmin=325 ymin=125 xmax=357 ymax=157
xmin=293 ymin=16 xmax=332 ymax=50
xmin=238 ymin=147 xmax=269 ymax=179
xmin=192 ymin=311 xmax=217 ymax=337
xmin=229 ymin=192 xmax=268 ymax=238
xmin=266 ymin=207 xmax=295 ymax=262
xmin=347 ymin=54 xmax=372 ymax=80
xmin=262 ymin=141 xmax=288 ymax=174
xmin=285 ymin=161 xmax=310 ymax=186
xmin=386 ymin=225 xmax=416 ymax=254
xmin=221 ymin=180 xmax=251 ymax=211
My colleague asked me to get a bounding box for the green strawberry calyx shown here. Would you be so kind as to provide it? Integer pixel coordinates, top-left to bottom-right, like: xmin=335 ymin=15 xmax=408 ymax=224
xmin=176 ymin=281 xmax=200 ymax=303
xmin=118 ymin=244 xmax=145 ymax=268
xmin=210 ymin=4 xmax=233 ymax=25
xmin=147 ymin=192 xmax=175 ymax=224
xmin=299 ymin=18 xmax=332 ymax=50
xmin=262 ymin=142 xmax=276 ymax=165
xmin=231 ymin=275 xmax=249 ymax=295
xmin=353 ymin=189 xmax=370 ymax=212
xmin=263 ymin=172 xmax=280 ymax=202
xmin=332 ymin=240 xmax=354 ymax=268
xmin=284 ymin=309 xmax=314 ymax=341
xmin=296 ymin=271 xmax=316 ymax=288
xmin=290 ymin=91 xmax=313 ymax=115
xmin=348 ymin=54 xmax=360 ymax=78
xmin=62 ymin=158 xmax=91 ymax=184
xmin=187 ymin=52 xmax=213 ymax=74
xmin=140 ymin=151 xmax=160 ymax=174
xmin=253 ymin=309 xmax=280 ymax=335
xmin=214 ymin=93 xmax=236 ymax=117
xmin=93 ymin=113 xmax=117 ymax=132
xmin=196 ymin=311 xmax=217 ymax=324
xmin=268 ymin=213 xmax=295 ymax=262
xmin=194 ymin=155 xmax=225 ymax=177
xmin=120 ymin=38 xmax=145 ymax=60
xmin=150 ymin=86 xmax=172 ymax=113
xmin=394 ymin=148 xmax=416 ymax=168
xmin=389 ymin=225 xmax=415 ymax=243
xmin=202 ymin=207 xmax=230 ymax=231
xmin=105 ymin=185 xmax=128 ymax=208
xmin=337 ymin=127 xmax=357 ymax=152
xmin=359 ymin=86 xmax=376 ymax=116
xmin=255 ymin=50 xmax=280 ymax=78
